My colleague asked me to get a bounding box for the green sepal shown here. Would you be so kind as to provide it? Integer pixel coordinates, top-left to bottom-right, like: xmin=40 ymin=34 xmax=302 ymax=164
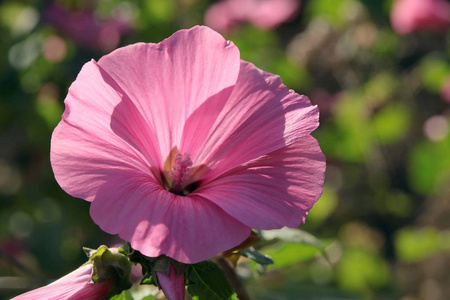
xmin=141 ymin=274 xmax=156 ymax=285
xmin=152 ymin=256 xmax=171 ymax=275
xmin=82 ymin=247 xmax=95 ymax=258
xmin=88 ymin=245 xmax=133 ymax=298
xmin=124 ymin=244 xmax=189 ymax=289
xmin=172 ymin=259 xmax=189 ymax=275
xmin=118 ymin=247 xmax=128 ymax=256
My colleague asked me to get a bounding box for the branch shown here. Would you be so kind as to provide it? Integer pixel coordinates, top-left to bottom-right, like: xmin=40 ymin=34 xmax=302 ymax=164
xmin=215 ymin=256 xmax=251 ymax=300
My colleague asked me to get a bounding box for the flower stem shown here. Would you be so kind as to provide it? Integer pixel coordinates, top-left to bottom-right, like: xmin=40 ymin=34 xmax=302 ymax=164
xmin=215 ymin=256 xmax=251 ymax=300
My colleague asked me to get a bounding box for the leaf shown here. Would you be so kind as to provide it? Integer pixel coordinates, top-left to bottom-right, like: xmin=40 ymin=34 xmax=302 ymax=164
xmin=420 ymin=56 xmax=450 ymax=92
xmin=187 ymin=261 xmax=233 ymax=300
xmin=307 ymin=186 xmax=338 ymax=225
xmin=110 ymin=290 xmax=134 ymax=300
xmin=261 ymin=228 xmax=329 ymax=262
xmin=371 ymin=103 xmax=411 ymax=144
xmin=141 ymin=274 xmax=156 ymax=285
xmin=261 ymin=228 xmax=324 ymax=249
xmin=263 ymin=243 xmax=323 ymax=267
xmin=336 ymin=248 xmax=389 ymax=290
xmin=241 ymin=248 xmax=273 ymax=265
xmin=395 ymin=227 xmax=441 ymax=263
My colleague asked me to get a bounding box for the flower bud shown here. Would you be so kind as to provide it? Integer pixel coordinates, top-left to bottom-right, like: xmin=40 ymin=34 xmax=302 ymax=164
xmin=12 ymin=245 xmax=132 ymax=300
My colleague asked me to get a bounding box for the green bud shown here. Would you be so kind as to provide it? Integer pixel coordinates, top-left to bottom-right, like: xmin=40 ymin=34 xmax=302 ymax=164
xmin=87 ymin=245 xmax=133 ymax=298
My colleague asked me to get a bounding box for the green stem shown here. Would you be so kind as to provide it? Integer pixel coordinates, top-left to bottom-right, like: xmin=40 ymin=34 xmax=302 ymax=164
xmin=215 ymin=256 xmax=251 ymax=300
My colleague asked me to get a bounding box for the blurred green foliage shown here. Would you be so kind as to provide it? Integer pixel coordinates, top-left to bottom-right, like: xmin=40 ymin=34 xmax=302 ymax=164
xmin=1 ymin=0 xmax=450 ymax=299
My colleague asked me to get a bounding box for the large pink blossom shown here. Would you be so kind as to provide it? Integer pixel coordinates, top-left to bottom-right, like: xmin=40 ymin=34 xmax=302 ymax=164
xmin=390 ymin=0 xmax=450 ymax=34
xmin=51 ymin=26 xmax=325 ymax=264
xmin=12 ymin=264 xmax=111 ymax=300
xmin=205 ymin=0 xmax=300 ymax=34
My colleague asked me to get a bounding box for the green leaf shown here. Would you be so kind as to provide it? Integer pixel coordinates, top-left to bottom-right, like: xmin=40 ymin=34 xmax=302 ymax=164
xmin=261 ymin=228 xmax=324 ymax=249
xmin=305 ymin=0 xmax=355 ymax=27
xmin=187 ymin=261 xmax=233 ymax=300
xmin=261 ymin=228 xmax=330 ymax=263
xmin=141 ymin=275 xmax=156 ymax=285
xmin=419 ymin=56 xmax=450 ymax=92
xmin=241 ymin=248 xmax=274 ymax=265
xmin=307 ymin=185 xmax=338 ymax=225
xmin=336 ymin=248 xmax=390 ymax=291
xmin=262 ymin=243 xmax=323 ymax=267
xmin=395 ymin=227 xmax=441 ymax=263
xmin=371 ymin=103 xmax=411 ymax=144
xmin=110 ymin=290 xmax=134 ymax=300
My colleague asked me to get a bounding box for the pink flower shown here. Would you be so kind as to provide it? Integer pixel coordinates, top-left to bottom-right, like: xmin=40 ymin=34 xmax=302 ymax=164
xmin=390 ymin=0 xmax=450 ymax=34
xmin=51 ymin=26 xmax=325 ymax=263
xmin=204 ymin=0 xmax=300 ymax=34
xmin=12 ymin=264 xmax=111 ymax=300
xmin=12 ymin=246 xmax=132 ymax=300
xmin=440 ymin=77 xmax=450 ymax=103
xmin=45 ymin=3 xmax=132 ymax=52
xmin=156 ymin=264 xmax=186 ymax=300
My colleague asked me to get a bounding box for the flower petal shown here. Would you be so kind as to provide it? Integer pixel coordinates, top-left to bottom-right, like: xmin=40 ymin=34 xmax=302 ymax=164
xmin=89 ymin=180 xmax=251 ymax=263
xmin=12 ymin=264 xmax=112 ymax=300
xmin=157 ymin=264 xmax=186 ymax=300
xmin=195 ymin=135 xmax=325 ymax=229
xmin=51 ymin=60 xmax=160 ymax=202
xmin=97 ymin=26 xmax=241 ymax=160
xmin=184 ymin=61 xmax=319 ymax=180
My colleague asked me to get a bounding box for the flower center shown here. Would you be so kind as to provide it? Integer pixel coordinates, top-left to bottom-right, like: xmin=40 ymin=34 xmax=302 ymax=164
xmin=162 ymin=148 xmax=200 ymax=196
xmin=170 ymin=153 xmax=193 ymax=194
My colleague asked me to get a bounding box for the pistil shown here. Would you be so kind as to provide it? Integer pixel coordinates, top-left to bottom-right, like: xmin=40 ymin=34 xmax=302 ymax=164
xmin=168 ymin=152 xmax=193 ymax=195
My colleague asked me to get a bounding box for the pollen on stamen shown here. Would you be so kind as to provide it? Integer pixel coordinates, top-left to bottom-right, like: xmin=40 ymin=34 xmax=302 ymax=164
xmin=170 ymin=153 xmax=193 ymax=194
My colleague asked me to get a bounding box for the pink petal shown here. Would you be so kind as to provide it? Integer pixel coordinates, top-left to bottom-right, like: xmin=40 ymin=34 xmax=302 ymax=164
xmin=49 ymin=264 xmax=92 ymax=285
xmin=89 ymin=178 xmax=251 ymax=263
xmin=12 ymin=264 xmax=111 ymax=300
xmin=204 ymin=1 xmax=238 ymax=34
xmin=96 ymin=26 xmax=241 ymax=160
xmin=157 ymin=264 xmax=186 ymax=300
xmin=204 ymin=0 xmax=299 ymax=33
xmin=195 ymin=135 xmax=326 ymax=229
xmin=51 ymin=60 xmax=160 ymax=202
xmin=183 ymin=61 xmax=319 ymax=180
xmin=247 ymin=0 xmax=300 ymax=29
xmin=391 ymin=0 xmax=450 ymax=34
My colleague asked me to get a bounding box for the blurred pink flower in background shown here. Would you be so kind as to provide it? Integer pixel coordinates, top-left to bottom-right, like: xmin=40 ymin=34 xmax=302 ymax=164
xmin=45 ymin=3 xmax=132 ymax=52
xmin=205 ymin=0 xmax=300 ymax=34
xmin=310 ymin=89 xmax=341 ymax=119
xmin=441 ymin=77 xmax=450 ymax=103
xmin=12 ymin=264 xmax=111 ymax=300
xmin=51 ymin=26 xmax=325 ymax=264
xmin=390 ymin=0 xmax=450 ymax=34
